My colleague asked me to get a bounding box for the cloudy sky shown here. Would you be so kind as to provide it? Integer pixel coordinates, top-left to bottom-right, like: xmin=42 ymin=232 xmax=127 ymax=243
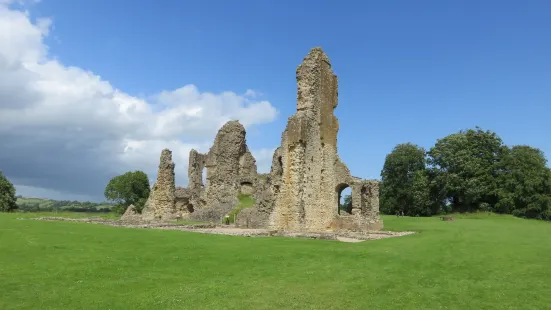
xmin=1 ymin=0 xmax=550 ymax=202
xmin=0 ymin=1 xmax=279 ymax=201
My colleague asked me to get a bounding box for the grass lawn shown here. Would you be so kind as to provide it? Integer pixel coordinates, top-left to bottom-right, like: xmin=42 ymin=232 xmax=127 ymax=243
xmin=1 ymin=212 xmax=550 ymax=309
xmin=14 ymin=211 xmax=120 ymax=220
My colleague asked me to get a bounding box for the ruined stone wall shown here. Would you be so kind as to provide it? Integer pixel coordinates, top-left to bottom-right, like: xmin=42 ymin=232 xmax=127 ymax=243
xmin=141 ymin=122 xmax=259 ymax=222
xmin=187 ymin=150 xmax=207 ymax=210
xmin=236 ymin=150 xmax=283 ymax=229
xmin=360 ymin=180 xmax=382 ymax=230
xmin=174 ymin=186 xmax=193 ymax=218
xmin=239 ymin=183 xmax=255 ymax=196
xmin=269 ymin=47 xmax=341 ymax=231
xmin=239 ymin=149 xmax=257 ymax=181
xmin=330 ymin=179 xmax=383 ymax=231
xmin=265 ymin=47 xmax=382 ymax=232
xmin=202 ymin=120 xmax=256 ymax=208
xmin=238 ymin=149 xmax=257 ymax=195
xmin=120 ymin=204 xmax=142 ymax=222
xmin=141 ymin=149 xmax=176 ymax=221
xmin=235 ymin=174 xmax=274 ymax=228
xmin=141 ymin=47 xmax=382 ymax=231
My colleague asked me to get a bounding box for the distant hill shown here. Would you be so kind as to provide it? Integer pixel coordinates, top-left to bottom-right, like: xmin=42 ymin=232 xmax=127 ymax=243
xmin=16 ymin=196 xmax=115 ymax=213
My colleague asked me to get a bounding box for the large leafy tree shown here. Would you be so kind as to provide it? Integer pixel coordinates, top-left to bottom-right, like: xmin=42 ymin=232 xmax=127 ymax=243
xmin=380 ymin=143 xmax=428 ymax=216
xmin=496 ymin=145 xmax=551 ymax=219
xmin=0 ymin=171 xmax=18 ymax=212
xmin=104 ymin=171 xmax=150 ymax=214
xmin=427 ymin=127 xmax=506 ymax=212
xmin=409 ymin=170 xmax=439 ymax=216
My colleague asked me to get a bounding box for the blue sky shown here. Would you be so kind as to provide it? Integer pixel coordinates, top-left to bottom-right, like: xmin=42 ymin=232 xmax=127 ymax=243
xmin=1 ymin=0 xmax=550 ymax=201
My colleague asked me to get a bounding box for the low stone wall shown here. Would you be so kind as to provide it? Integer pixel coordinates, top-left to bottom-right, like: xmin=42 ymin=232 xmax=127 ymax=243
xmin=26 ymin=217 xmax=217 ymax=229
xmin=23 ymin=217 xmax=414 ymax=242
xmin=235 ymin=208 xmax=270 ymax=228
xmin=329 ymin=215 xmax=383 ymax=232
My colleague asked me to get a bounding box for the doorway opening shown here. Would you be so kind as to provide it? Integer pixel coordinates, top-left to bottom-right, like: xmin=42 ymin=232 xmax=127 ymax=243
xmin=336 ymin=183 xmax=352 ymax=215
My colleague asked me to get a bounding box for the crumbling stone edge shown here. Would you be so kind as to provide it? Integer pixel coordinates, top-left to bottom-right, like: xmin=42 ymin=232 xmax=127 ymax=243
xmin=19 ymin=217 xmax=415 ymax=242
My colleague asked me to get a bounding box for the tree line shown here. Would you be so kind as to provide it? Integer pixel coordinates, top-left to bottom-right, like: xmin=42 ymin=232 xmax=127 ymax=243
xmin=17 ymin=201 xmax=112 ymax=213
xmin=380 ymin=127 xmax=551 ymax=220
xmin=0 ymin=169 xmax=150 ymax=214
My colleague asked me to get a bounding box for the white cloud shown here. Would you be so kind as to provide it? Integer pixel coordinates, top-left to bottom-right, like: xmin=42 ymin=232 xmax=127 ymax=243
xmin=251 ymin=148 xmax=276 ymax=173
xmin=244 ymin=89 xmax=262 ymax=98
xmin=0 ymin=3 xmax=278 ymax=201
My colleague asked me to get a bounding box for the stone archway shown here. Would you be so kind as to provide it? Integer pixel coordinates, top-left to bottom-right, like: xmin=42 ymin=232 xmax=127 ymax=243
xmin=336 ymin=183 xmax=352 ymax=215
xmin=240 ymin=181 xmax=254 ymax=195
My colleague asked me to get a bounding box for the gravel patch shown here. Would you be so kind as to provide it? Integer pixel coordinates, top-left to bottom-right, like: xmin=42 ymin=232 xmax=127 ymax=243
xmin=336 ymin=237 xmax=364 ymax=243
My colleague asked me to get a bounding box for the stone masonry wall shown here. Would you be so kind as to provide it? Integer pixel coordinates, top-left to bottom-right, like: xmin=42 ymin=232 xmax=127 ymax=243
xmin=269 ymin=47 xmax=341 ymax=231
xmin=266 ymin=47 xmax=383 ymax=232
xmin=141 ymin=149 xmax=176 ymax=220
xmin=202 ymin=120 xmax=256 ymax=208
xmin=187 ymin=150 xmax=207 ymax=210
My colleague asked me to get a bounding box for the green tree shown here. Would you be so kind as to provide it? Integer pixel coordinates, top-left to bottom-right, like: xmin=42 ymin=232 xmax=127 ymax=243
xmin=427 ymin=127 xmax=506 ymax=213
xmin=104 ymin=171 xmax=150 ymax=214
xmin=339 ymin=194 xmax=352 ymax=214
xmin=496 ymin=145 xmax=551 ymax=219
xmin=409 ymin=170 xmax=437 ymax=216
xmin=0 ymin=171 xmax=18 ymax=212
xmin=380 ymin=143 xmax=428 ymax=216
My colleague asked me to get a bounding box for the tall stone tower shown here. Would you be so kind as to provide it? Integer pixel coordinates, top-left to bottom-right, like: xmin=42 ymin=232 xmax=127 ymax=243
xmin=269 ymin=47 xmax=344 ymax=231
xmin=141 ymin=149 xmax=176 ymax=220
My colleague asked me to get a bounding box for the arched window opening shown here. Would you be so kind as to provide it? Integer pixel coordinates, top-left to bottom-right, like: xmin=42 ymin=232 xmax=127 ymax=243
xmin=240 ymin=181 xmax=254 ymax=196
xmin=336 ymin=184 xmax=352 ymax=215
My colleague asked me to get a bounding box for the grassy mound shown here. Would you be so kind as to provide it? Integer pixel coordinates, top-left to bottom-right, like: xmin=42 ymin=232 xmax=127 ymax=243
xmin=225 ymin=194 xmax=256 ymax=223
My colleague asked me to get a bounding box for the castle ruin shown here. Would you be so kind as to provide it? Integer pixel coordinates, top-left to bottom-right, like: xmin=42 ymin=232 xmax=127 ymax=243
xmin=141 ymin=47 xmax=383 ymax=232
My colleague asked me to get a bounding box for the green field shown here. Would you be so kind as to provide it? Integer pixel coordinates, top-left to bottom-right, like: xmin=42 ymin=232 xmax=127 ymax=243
xmin=16 ymin=197 xmax=114 ymax=211
xmin=1 ymin=213 xmax=550 ymax=309
xmin=12 ymin=211 xmax=120 ymax=220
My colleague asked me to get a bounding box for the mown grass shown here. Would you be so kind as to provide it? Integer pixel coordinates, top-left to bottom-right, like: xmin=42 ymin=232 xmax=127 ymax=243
xmin=1 ymin=212 xmax=550 ymax=309
xmin=14 ymin=211 xmax=119 ymax=220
